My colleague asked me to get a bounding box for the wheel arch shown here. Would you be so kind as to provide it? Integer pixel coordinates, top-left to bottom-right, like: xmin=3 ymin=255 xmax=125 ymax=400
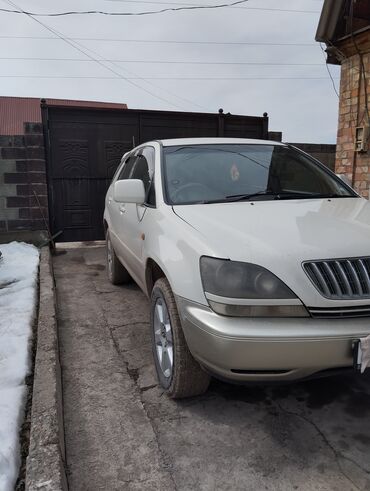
xmin=103 ymin=218 xmax=108 ymax=236
xmin=145 ymin=258 xmax=167 ymax=296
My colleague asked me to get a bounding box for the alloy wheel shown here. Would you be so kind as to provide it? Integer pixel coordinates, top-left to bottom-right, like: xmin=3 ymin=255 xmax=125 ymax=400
xmin=107 ymin=236 xmax=113 ymax=277
xmin=153 ymin=297 xmax=174 ymax=379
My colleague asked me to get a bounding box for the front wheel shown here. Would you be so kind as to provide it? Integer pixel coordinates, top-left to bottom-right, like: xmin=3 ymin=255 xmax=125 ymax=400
xmin=150 ymin=278 xmax=210 ymax=398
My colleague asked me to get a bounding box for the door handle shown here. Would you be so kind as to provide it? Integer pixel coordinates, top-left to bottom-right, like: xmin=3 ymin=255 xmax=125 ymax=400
xmin=119 ymin=204 xmax=126 ymax=214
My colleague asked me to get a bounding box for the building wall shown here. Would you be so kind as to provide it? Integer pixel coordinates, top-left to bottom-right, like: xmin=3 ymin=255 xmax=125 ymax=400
xmin=0 ymin=123 xmax=48 ymax=232
xmin=335 ymin=34 xmax=370 ymax=198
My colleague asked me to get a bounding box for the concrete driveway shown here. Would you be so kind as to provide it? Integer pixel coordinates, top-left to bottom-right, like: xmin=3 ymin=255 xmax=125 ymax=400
xmin=54 ymin=246 xmax=370 ymax=491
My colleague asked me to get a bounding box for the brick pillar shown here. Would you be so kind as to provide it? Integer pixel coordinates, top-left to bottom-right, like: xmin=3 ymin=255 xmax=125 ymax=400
xmin=336 ymin=49 xmax=370 ymax=198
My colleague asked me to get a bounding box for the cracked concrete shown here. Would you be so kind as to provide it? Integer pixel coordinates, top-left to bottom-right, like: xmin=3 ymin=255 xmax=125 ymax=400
xmin=54 ymin=246 xmax=370 ymax=491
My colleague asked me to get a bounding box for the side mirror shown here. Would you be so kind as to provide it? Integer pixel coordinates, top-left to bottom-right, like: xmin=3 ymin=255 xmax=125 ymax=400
xmin=114 ymin=179 xmax=145 ymax=204
xmin=336 ymin=173 xmax=352 ymax=187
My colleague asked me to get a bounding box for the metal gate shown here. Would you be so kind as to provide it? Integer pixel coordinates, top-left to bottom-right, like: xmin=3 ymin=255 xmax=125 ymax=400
xmin=43 ymin=105 xmax=269 ymax=242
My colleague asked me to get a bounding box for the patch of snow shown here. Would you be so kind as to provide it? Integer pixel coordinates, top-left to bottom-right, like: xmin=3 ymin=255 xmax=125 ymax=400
xmin=0 ymin=242 xmax=39 ymax=491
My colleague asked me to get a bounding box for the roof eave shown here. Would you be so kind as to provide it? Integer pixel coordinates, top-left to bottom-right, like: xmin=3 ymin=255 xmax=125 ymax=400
xmin=315 ymin=0 xmax=346 ymax=43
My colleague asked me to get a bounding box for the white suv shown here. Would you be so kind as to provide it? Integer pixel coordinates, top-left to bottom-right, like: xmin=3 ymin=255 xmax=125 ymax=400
xmin=104 ymin=138 xmax=370 ymax=398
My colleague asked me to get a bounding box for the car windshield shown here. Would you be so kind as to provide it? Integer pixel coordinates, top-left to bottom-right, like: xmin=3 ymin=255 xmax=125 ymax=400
xmin=163 ymin=144 xmax=356 ymax=205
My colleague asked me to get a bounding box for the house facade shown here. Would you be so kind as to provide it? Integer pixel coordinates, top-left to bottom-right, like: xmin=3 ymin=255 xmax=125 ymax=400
xmin=316 ymin=0 xmax=370 ymax=198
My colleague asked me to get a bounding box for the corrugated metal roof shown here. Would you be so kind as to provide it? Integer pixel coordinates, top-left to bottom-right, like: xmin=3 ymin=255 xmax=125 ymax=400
xmin=44 ymin=98 xmax=128 ymax=110
xmin=0 ymin=97 xmax=127 ymax=135
xmin=0 ymin=97 xmax=41 ymax=136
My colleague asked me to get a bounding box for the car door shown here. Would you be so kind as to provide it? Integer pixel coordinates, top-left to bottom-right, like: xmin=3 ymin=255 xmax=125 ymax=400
xmin=108 ymin=151 xmax=139 ymax=263
xmin=114 ymin=146 xmax=156 ymax=288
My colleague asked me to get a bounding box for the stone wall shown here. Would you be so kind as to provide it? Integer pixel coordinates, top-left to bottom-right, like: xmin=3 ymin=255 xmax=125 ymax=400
xmin=335 ymin=32 xmax=370 ymax=198
xmin=0 ymin=123 xmax=48 ymax=232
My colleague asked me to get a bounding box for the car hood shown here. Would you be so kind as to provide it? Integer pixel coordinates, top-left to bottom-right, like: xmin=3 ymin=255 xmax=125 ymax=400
xmin=173 ymin=197 xmax=370 ymax=306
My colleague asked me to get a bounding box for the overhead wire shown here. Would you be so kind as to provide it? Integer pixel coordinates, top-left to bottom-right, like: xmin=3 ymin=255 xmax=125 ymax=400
xmin=348 ymin=0 xmax=369 ymax=188
xmin=1 ymin=0 xmax=330 ymax=108
xmin=107 ymin=0 xmax=323 ymax=3
xmin=0 ymin=57 xmax=326 ymax=66
xmin=3 ymin=0 xmax=202 ymax=111
xmin=0 ymin=76 xmax=338 ymax=80
xmin=319 ymin=43 xmax=339 ymax=98
xmin=64 ymin=30 xmax=209 ymax=111
xmin=349 ymin=0 xmax=369 ymax=124
xmin=0 ymin=35 xmax=318 ymax=47
xmin=0 ymin=0 xmax=321 ymax=16
xmin=105 ymin=0 xmax=323 ymax=3
xmin=0 ymin=1 xmax=249 ymax=17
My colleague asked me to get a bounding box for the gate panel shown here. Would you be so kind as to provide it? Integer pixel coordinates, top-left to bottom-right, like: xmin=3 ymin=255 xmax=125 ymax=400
xmin=48 ymin=115 xmax=139 ymax=241
xmin=139 ymin=113 xmax=219 ymax=141
xmin=45 ymin=107 xmax=268 ymax=242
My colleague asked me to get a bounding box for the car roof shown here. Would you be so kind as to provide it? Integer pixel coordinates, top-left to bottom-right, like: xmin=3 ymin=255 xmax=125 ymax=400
xmin=157 ymin=137 xmax=286 ymax=147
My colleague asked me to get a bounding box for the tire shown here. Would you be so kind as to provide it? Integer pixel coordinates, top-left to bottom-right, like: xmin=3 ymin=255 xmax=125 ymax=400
xmin=150 ymin=277 xmax=210 ymax=398
xmin=106 ymin=230 xmax=131 ymax=285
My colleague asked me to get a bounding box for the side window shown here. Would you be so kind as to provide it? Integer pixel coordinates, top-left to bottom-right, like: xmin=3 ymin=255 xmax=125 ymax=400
xmin=131 ymin=147 xmax=156 ymax=206
xmin=112 ymin=153 xmax=128 ymax=181
xmin=275 ymin=158 xmax=328 ymax=194
xmin=117 ymin=154 xmax=136 ymax=180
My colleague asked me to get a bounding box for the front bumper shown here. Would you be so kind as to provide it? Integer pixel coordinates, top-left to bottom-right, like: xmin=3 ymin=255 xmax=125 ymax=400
xmin=176 ymin=296 xmax=370 ymax=382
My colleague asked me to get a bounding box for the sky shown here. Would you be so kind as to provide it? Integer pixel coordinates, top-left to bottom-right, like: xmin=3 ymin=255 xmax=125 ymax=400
xmin=0 ymin=0 xmax=341 ymax=143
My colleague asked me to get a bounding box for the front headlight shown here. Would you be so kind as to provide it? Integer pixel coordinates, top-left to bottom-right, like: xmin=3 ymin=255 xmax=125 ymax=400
xmin=200 ymin=257 xmax=308 ymax=317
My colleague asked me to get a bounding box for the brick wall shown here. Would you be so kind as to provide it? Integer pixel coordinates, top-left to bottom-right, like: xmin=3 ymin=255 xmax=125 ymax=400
xmin=336 ymin=40 xmax=370 ymax=198
xmin=0 ymin=123 xmax=48 ymax=232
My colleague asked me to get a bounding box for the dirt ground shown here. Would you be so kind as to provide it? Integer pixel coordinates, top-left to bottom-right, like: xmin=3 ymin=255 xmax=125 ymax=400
xmin=53 ymin=246 xmax=370 ymax=491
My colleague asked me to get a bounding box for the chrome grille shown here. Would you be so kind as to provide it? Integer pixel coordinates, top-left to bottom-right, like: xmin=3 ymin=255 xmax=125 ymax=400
xmin=308 ymin=305 xmax=370 ymax=318
xmin=303 ymin=257 xmax=370 ymax=299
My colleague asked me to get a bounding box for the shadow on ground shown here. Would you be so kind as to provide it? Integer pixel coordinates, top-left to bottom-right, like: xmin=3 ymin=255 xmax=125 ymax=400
xmin=54 ymin=246 xmax=370 ymax=491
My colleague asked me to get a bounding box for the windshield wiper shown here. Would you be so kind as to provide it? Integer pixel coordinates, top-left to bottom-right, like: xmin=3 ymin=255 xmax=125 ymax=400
xmin=200 ymin=191 xmax=279 ymax=204
xmin=200 ymin=191 xmax=304 ymax=204
xmin=225 ymin=191 xmax=278 ymax=201
xmin=200 ymin=191 xmax=355 ymax=205
xmin=224 ymin=191 xmax=322 ymax=202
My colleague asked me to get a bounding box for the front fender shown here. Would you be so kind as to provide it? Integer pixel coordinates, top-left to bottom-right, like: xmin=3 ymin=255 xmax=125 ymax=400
xmin=142 ymin=206 xmax=217 ymax=305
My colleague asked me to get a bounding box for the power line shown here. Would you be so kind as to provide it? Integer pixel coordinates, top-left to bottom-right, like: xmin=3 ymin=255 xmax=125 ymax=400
xmin=0 ymin=35 xmax=317 ymax=47
xmin=2 ymin=0 xmax=325 ymax=109
xmin=349 ymin=0 xmax=369 ymax=123
xmin=319 ymin=43 xmax=339 ymax=98
xmin=65 ymin=27 xmax=209 ymax=111
xmin=0 ymin=75 xmax=338 ymax=80
xmin=0 ymin=57 xmax=326 ymax=66
xmin=0 ymin=1 xmax=249 ymax=17
xmin=108 ymin=0 xmax=324 ymax=2
xmin=0 ymin=1 xmax=321 ymax=16
xmin=103 ymin=1 xmax=322 ymax=14
xmin=3 ymin=0 xmax=191 ymax=110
